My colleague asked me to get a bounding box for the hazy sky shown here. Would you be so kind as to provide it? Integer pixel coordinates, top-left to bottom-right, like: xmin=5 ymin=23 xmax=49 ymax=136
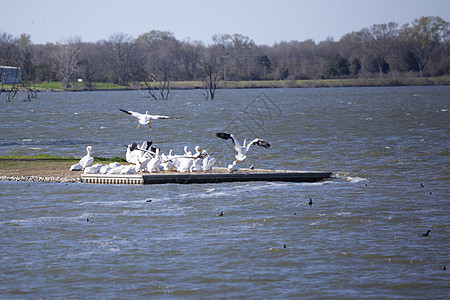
xmin=1 ymin=0 xmax=449 ymax=45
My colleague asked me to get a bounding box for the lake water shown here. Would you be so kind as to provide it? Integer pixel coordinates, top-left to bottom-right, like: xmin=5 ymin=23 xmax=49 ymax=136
xmin=0 ymin=86 xmax=449 ymax=298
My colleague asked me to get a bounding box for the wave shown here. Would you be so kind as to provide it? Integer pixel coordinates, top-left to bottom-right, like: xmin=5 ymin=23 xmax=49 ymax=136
xmin=334 ymin=171 xmax=368 ymax=183
xmin=346 ymin=176 xmax=368 ymax=183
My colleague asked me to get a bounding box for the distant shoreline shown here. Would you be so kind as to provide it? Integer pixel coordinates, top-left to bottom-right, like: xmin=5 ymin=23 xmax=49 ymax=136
xmin=3 ymin=77 xmax=449 ymax=93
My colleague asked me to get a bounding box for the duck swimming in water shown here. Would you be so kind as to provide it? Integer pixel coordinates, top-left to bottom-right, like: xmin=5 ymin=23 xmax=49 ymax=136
xmin=418 ymin=230 xmax=431 ymax=237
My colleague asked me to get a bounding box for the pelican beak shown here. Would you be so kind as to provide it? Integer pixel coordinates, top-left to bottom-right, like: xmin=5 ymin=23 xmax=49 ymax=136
xmin=137 ymin=124 xmax=140 ymax=128
xmin=148 ymin=125 xmax=152 ymax=129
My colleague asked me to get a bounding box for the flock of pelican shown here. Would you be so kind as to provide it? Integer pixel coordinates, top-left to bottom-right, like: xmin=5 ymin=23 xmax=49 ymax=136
xmin=70 ymin=108 xmax=271 ymax=174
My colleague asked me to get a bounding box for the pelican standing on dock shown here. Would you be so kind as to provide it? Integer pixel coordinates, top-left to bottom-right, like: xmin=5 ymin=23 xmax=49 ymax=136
xmin=216 ymin=132 xmax=271 ymax=162
xmin=119 ymin=108 xmax=170 ymax=129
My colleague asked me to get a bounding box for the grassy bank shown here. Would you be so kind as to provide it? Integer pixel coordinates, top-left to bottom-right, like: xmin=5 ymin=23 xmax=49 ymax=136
xmin=4 ymin=77 xmax=449 ymax=92
xmin=0 ymin=155 xmax=126 ymax=177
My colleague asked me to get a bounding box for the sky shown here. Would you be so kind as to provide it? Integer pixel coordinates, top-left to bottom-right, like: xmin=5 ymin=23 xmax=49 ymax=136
xmin=1 ymin=0 xmax=449 ymax=45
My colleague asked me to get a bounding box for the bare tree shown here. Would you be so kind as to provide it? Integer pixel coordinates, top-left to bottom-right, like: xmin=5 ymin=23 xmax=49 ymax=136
xmin=79 ymin=42 xmax=105 ymax=91
xmin=134 ymin=31 xmax=181 ymax=100
xmin=104 ymin=33 xmax=135 ymax=85
xmin=212 ymin=34 xmax=256 ymax=80
xmin=180 ymin=39 xmax=202 ymax=81
xmin=0 ymin=32 xmax=18 ymax=65
xmin=199 ymin=44 xmax=224 ymax=100
xmin=16 ymin=34 xmax=38 ymax=99
xmin=53 ymin=37 xmax=82 ymax=88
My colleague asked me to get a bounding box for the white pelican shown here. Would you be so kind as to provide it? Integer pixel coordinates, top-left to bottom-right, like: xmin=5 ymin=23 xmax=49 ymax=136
xmin=83 ymin=163 xmax=102 ymax=174
xmin=184 ymin=146 xmax=193 ymax=157
xmin=146 ymin=148 xmax=161 ymax=173
xmin=70 ymin=146 xmax=94 ymax=171
xmin=228 ymin=161 xmax=239 ymax=172
xmin=137 ymin=157 xmax=151 ymax=171
xmin=99 ymin=164 xmax=113 ymax=174
xmin=202 ymin=150 xmax=216 ymax=171
xmin=176 ymin=147 xmax=194 ymax=172
xmin=138 ymin=141 xmax=154 ymax=162
xmin=125 ymin=143 xmax=141 ymax=165
xmin=160 ymin=151 xmax=175 ymax=171
xmin=191 ymin=147 xmax=211 ymax=172
xmin=120 ymin=165 xmax=137 ymax=174
xmin=216 ymin=132 xmax=270 ymax=162
xmin=119 ymin=108 xmax=170 ymax=129
xmin=106 ymin=162 xmax=122 ymax=174
xmin=177 ymin=158 xmax=193 ymax=172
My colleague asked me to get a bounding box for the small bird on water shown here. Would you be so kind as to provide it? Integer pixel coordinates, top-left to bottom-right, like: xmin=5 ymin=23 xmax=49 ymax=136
xmin=308 ymin=198 xmax=313 ymax=205
xmin=441 ymin=265 xmax=447 ymax=270
xmin=418 ymin=230 xmax=431 ymax=237
xmin=216 ymin=211 xmax=224 ymax=217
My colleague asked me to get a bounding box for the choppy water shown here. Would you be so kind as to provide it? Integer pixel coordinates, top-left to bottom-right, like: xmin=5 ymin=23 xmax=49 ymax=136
xmin=0 ymin=86 xmax=449 ymax=298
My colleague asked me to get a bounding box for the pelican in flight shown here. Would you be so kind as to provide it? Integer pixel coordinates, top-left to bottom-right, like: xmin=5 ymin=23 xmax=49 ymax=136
xmin=70 ymin=146 xmax=94 ymax=171
xmin=216 ymin=132 xmax=270 ymax=162
xmin=119 ymin=108 xmax=170 ymax=129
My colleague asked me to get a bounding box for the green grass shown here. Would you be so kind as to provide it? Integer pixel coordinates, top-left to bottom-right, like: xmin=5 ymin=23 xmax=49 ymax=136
xmin=3 ymin=77 xmax=449 ymax=92
xmin=0 ymin=154 xmax=78 ymax=161
xmin=0 ymin=155 xmax=126 ymax=173
xmin=0 ymin=154 xmax=125 ymax=162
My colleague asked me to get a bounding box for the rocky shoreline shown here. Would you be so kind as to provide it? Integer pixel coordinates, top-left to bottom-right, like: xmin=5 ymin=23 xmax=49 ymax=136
xmin=0 ymin=175 xmax=82 ymax=183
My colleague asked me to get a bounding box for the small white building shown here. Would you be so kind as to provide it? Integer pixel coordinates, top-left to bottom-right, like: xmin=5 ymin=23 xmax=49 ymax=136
xmin=0 ymin=66 xmax=22 ymax=84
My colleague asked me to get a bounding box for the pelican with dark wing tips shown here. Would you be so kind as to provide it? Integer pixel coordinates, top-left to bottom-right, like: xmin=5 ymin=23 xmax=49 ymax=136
xmin=119 ymin=108 xmax=171 ymax=129
xmin=216 ymin=132 xmax=270 ymax=162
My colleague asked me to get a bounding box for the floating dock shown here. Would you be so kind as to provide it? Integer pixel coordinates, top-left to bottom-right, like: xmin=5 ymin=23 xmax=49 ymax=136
xmin=81 ymin=168 xmax=332 ymax=185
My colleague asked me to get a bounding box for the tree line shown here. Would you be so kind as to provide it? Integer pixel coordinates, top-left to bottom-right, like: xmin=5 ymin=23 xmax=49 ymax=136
xmin=0 ymin=16 xmax=448 ymax=99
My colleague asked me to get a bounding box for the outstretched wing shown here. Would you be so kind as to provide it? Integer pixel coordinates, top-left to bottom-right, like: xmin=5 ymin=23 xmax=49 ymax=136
xmin=130 ymin=142 xmax=138 ymax=151
xmin=141 ymin=141 xmax=153 ymax=150
xmin=216 ymin=132 xmax=235 ymax=145
xmin=148 ymin=114 xmax=170 ymax=120
xmin=119 ymin=108 xmax=143 ymax=118
xmin=250 ymin=138 xmax=271 ymax=149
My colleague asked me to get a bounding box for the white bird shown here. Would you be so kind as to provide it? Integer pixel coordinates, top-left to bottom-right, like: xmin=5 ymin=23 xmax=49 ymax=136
xmin=177 ymin=158 xmax=193 ymax=172
xmin=176 ymin=149 xmax=194 ymax=172
xmin=120 ymin=164 xmax=137 ymax=174
xmin=141 ymin=141 xmax=155 ymax=159
xmin=70 ymin=162 xmax=83 ymax=171
xmin=228 ymin=160 xmax=239 ymax=172
xmin=79 ymin=146 xmax=94 ymax=170
xmin=191 ymin=146 xmax=210 ymax=172
xmin=106 ymin=162 xmax=122 ymax=174
xmin=146 ymin=148 xmax=161 ymax=173
xmin=70 ymin=146 xmax=94 ymax=171
xmin=99 ymin=164 xmax=112 ymax=174
xmin=216 ymin=132 xmax=270 ymax=162
xmin=125 ymin=143 xmax=141 ymax=164
xmin=138 ymin=157 xmax=151 ymax=172
xmin=160 ymin=151 xmax=175 ymax=171
xmin=119 ymin=108 xmax=170 ymax=129
xmin=201 ymin=150 xmax=216 ymax=171
xmin=184 ymin=146 xmax=193 ymax=157
xmin=83 ymin=163 xmax=102 ymax=174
